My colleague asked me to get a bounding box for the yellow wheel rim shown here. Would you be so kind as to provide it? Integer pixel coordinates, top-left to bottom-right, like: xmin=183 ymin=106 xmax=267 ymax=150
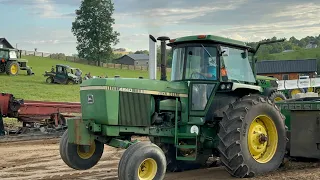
xmin=10 ymin=64 xmax=18 ymax=74
xmin=291 ymin=89 xmax=301 ymax=96
xmin=274 ymin=97 xmax=283 ymax=102
xmin=138 ymin=158 xmax=157 ymax=180
xmin=77 ymin=142 xmax=96 ymax=159
xmin=248 ymin=115 xmax=278 ymax=163
xmin=307 ymin=87 xmax=314 ymax=92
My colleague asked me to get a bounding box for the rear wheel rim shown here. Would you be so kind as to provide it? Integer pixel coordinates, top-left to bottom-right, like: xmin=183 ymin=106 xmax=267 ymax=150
xmin=248 ymin=115 xmax=278 ymax=163
xmin=138 ymin=158 xmax=157 ymax=180
xmin=274 ymin=97 xmax=283 ymax=101
xmin=11 ymin=64 xmax=18 ymax=74
xmin=291 ymin=89 xmax=301 ymax=96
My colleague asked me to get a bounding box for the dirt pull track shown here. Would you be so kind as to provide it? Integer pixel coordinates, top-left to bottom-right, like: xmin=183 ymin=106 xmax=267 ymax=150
xmin=1 ymin=139 xmax=320 ymax=180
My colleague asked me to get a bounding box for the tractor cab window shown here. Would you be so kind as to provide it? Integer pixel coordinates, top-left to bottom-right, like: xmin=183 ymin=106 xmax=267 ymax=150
xmin=220 ymin=46 xmax=256 ymax=83
xmin=57 ymin=66 xmax=65 ymax=74
xmin=171 ymin=45 xmax=217 ymax=81
xmin=0 ymin=50 xmax=9 ymax=59
xmin=9 ymin=50 xmax=17 ymax=59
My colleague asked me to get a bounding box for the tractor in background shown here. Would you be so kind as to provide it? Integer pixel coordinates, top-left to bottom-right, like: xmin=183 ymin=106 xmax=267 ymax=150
xmin=59 ymin=34 xmax=288 ymax=179
xmin=44 ymin=64 xmax=82 ymax=85
xmin=256 ymin=75 xmax=287 ymax=102
xmin=0 ymin=48 xmax=34 ymax=76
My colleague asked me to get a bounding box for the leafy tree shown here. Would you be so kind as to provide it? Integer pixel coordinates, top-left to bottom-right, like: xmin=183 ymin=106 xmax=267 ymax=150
xmin=72 ymin=0 xmax=120 ymax=66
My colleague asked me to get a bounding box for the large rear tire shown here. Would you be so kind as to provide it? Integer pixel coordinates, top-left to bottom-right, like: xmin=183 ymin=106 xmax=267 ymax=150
xmin=217 ymin=94 xmax=287 ymax=178
xmin=5 ymin=61 xmax=20 ymax=76
xmin=288 ymin=88 xmax=305 ymax=98
xmin=269 ymin=91 xmax=287 ymax=102
xmin=59 ymin=130 xmax=104 ymax=170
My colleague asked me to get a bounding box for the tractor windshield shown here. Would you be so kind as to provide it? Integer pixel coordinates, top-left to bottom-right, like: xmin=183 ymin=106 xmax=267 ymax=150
xmin=220 ymin=46 xmax=256 ymax=83
xmin=0 ymin=49 xmax=9 ymax=59
xmin=171 ymin=44 xmax=218 ymax=81
xmin=171 ymin=44 xmax=256 ymax=83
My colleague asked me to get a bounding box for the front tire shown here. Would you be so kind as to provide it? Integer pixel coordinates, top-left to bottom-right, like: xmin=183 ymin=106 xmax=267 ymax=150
xmin=46 ymin=77 xmax=53 ymax=83
xmin=59 ymin=130 xmax=104 ymax=170
xmin=217 ymin=94 xmax=287 ymax=178
xmin=118 ymin=141 xmax=167 ymax=180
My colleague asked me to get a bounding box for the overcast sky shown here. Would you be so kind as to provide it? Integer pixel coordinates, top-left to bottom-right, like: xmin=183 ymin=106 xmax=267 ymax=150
xmin=0 ymin=0 xmax=319 ymax=55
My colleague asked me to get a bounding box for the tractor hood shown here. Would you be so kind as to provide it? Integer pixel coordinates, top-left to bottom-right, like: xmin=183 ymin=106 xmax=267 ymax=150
xmin=80 ymin=78 xmax=188 ymax=96
xmin=79 ymin=78 xmax=188 ymax=125
xmin=68 ymin=73 xmax=78 ymax=79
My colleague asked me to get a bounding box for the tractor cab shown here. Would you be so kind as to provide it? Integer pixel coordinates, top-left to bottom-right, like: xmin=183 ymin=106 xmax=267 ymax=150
xmin=44 ymin=64 xmax=82 ymax=85
xmin=165 ymin=35 xmax=260 ymax=113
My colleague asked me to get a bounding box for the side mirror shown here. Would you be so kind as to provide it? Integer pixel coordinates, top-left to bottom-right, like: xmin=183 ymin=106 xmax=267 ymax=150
xmin=241 ymin=50 xmax=248 ymax=59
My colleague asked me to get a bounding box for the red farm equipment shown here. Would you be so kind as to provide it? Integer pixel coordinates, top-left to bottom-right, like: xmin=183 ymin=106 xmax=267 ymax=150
xmin=0 ymin=93 xmax=81 ymax=142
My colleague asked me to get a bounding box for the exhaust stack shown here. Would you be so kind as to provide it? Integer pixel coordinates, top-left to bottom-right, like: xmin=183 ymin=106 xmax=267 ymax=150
xmin=148 ymin=35 xmax=157 ymax=80
xmin=157 ymin=36 xmax=170 ymax=81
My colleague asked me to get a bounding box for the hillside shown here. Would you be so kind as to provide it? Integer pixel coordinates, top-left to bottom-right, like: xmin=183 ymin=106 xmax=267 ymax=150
xmin=0 ymin=55 xmax=164 ymax=102
xmin=264 ymin=47 xmax=320 ymax=60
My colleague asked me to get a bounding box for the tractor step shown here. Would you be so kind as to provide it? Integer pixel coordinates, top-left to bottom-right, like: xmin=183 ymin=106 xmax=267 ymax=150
xmin=177 ymin=133 xmax=197 ymax=138
xmin=175 ymin=132 xmax=198 ymax=161
xmin=176 ymin=145 xmax=197 ymax=149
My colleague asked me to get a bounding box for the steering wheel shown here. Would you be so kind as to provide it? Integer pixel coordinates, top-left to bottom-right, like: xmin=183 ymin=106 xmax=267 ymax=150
xmin=190 ymin=72 xmax=207 ymax=80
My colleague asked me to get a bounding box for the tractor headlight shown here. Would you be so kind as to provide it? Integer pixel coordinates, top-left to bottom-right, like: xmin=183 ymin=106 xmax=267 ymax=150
xmin=219 ymin=83 xmax=233 ymax=91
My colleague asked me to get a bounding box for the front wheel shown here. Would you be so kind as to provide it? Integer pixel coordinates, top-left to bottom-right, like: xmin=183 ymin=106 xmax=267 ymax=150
xmin=59 ymin=130 xmax=104 ymax=170
xmin=46 ymin=77 xmax=53 ymax=83
xmin=217 ymin=94 xmax=287 ymax=178
xmin=118 ymin=141 xmax=167 ymax=180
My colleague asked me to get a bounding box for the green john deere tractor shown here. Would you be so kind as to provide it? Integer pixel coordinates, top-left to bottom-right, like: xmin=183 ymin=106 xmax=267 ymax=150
xmin=0 ymin=48 xmax=34 ymax=76
xmin=256 ymin=75 xmax=287 ymax=102
xmin=59 ymin=35 xmax=288 ymax=179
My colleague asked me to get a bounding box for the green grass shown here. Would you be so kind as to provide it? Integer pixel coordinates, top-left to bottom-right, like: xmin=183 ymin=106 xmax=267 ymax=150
xmin=268 ymin=47 xmax=320 ymax=60
xmin=0 ymin=55 xmax=166 ymax=102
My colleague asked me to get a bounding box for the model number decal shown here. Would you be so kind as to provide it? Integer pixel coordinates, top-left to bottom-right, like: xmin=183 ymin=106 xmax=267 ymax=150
xmin=81 ymin=86 xmax=188 ymax=97
xmin=279 ymin=104 xmax=320 ymax=110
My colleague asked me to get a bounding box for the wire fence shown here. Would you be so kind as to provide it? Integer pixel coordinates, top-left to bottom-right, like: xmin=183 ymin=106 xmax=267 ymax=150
xmin=19 ymin=50 xmax=171 ymax=72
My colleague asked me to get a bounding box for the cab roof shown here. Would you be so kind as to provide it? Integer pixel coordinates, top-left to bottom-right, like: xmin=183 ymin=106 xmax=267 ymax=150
xmin=167 ymin=35 xmax=252 ymax=49
xmin=0 ymin=47 xmax=18 ymax=51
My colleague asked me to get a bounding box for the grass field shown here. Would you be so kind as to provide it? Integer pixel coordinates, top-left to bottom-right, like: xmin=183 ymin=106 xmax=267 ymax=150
xmin=0 ymin=55 xmax=164 ymax=102
xmin=2 ymin=48 xmax=319 ymax=102
xmin=269 ymin=47 xmax=320 ymax=60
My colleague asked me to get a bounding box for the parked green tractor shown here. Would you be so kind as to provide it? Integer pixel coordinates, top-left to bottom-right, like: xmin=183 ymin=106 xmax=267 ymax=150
xmin=44 ymin=64 xmax=82 ymax=85
xmin=256 ymin=75 xmax=287 ymax=102
xmin=59 ymin=35 xmax=289 ymax=179
xmin=0 ymin=48 xmax=34 ymax=76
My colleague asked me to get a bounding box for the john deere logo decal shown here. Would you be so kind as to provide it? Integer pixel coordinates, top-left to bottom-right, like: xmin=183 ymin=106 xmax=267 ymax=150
xmin=87 ymin=94 xmax=94 ymax=104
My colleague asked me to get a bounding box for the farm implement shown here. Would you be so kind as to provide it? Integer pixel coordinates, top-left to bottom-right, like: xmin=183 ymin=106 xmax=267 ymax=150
xmin=59 ymin=34 xmax=317 ymax=179
xmin=0 ymin=93 xmax=81 ymax=142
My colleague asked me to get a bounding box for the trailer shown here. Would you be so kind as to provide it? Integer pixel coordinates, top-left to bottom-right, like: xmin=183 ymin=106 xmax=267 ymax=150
xmin=0 ymin=93 xmax=81 ymax=142
xmin=275 ymin=96 xmax=320 ymax=160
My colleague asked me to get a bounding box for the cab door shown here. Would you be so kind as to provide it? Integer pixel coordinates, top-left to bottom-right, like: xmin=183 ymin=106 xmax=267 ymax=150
xmin=55 ymin=66 xmax=68 ymax=83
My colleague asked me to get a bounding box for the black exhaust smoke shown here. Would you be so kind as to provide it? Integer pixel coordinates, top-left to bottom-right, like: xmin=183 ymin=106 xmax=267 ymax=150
xmin=157 ymin=36 xmax=170 ymax=81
